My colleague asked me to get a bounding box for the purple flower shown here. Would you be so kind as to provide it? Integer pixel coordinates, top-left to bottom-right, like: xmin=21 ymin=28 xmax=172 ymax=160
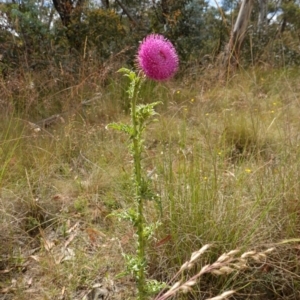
xmin=137 ymin=34 xmax=179 ymax=81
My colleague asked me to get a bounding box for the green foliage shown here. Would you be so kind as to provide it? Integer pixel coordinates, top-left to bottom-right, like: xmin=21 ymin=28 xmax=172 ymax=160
xmin=0 ymin=1 xmax=54 ymax=66
xmin=120 ymin=253 xmax=146 ymax=279
xmin=108 ymin=123 xmax=134 ymax=136
xmin=281 ymin=1 xmax=300 ymax=29
xmin=0 ymin=2 xmax=127 ymax=77
xmin=111 ymin=208 xmax=139 ymax=227
xmin=146 ymin=279 xmax=167 ymax=295
xmin=108 ymin=68 xmax=164 ymax=299
xmin=118 ymin=68 xmax=143 ymax=100
xmin=67 ymin=8 xmax=125 ymax=58
xmin=136 ymin=102 xmax=161 ymax=129
xmin=2 ymin=0 xmax=300 ymax=78
xmin=149 ymin=0 xmax=224 ymax=64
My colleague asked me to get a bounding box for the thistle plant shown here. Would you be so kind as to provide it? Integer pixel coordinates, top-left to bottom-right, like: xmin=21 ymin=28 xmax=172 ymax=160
xmin=108 ymin=34 xmax=178 ymax=300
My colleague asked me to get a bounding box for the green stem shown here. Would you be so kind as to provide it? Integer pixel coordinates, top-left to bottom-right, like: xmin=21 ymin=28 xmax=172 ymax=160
xmin=131 ymin=80 xmax=146 ymax=299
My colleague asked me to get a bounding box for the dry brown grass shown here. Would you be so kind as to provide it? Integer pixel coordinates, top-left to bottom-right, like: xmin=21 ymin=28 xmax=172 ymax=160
xmin=1 ymin=65 xmax=300 ymax=299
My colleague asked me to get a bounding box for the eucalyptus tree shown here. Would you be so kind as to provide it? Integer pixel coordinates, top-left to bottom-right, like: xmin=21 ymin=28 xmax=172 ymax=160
xmin=219 ymin=0 xmax=300 ymax=68
xmin=223 ymin=0 xmax=253 ymax=68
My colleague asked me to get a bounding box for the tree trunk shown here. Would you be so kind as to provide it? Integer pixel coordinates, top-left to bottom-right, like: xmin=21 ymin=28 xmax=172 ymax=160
xmin=52 ymin=0 xmax=73 ymax=27
xmin=52 ymin=0 xmax=85 ymax=27
xmin=258 ymin=0 xmax=268 ymax=30
xmin=52 ymin=0 xmax=86 ymax=50
xmin=115 ymin=0 xmax=137 ymax=26
xmin=221 ymin=0 xmax=254 ymax=70
xmin=101 ymin=0 xmax=109 ymax=9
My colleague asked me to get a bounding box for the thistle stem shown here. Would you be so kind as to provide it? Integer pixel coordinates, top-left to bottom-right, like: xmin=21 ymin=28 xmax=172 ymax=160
xmin=131 ymin=80 xmax=146 ymax=299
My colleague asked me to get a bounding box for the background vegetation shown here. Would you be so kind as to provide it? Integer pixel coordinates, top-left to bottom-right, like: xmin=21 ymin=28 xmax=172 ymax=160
xmin=2 ymin=0 xmax=300 ymax=299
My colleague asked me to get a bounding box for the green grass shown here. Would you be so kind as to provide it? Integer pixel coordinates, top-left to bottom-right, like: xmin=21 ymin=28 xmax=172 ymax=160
xmin=1 ymin=67 xmax=300 ymax=299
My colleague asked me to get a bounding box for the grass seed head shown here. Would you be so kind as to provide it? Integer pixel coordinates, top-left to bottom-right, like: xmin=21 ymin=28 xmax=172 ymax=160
xmin=264 ymin=247 xmax=275 ymax=254
xmin=218 ymin=266 xmax=235 ymax=274
xmin=241 ymin=250 xmax=256 ymax=259
xmin=206 ymin=290 xmax=235 ymax=300
xmin=169 ymin=280 xmax=182 ymax=291
xmin=227 ymin=249 xmax=240 ymax=256
xmin=217 ymin=253 xmax=230 ymax=263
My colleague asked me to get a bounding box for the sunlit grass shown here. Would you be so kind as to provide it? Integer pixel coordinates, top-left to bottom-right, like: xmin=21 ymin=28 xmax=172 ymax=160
xmin=1 ymin=67 xmax=300 ymax=299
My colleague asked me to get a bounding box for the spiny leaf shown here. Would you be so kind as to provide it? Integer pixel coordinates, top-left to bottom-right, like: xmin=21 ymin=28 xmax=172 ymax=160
xmin=109 ymin=208 xmax=139 ymax=226
xmin=118 ymin=67 xmax=133 ymax=75
xmin=136 ymin=102 xmax=162 ymax=124
xmin=118 ymin=67 xmax=137 ymax=83
xmin=107 ymin=122 xmax=133 ymax=136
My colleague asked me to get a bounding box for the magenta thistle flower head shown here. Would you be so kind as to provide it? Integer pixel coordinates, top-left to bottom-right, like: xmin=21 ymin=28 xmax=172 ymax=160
xmin=137 ymin=34 xmax=179 ymax=81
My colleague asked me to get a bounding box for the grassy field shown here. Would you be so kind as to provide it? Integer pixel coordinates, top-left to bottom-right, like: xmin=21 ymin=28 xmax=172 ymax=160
xmin=1 ymin=66 xmax=300 ymax=299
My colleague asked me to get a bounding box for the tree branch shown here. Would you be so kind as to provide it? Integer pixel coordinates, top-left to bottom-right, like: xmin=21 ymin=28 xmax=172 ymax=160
xmin=115 ymin=0 xmax=137 ymax=26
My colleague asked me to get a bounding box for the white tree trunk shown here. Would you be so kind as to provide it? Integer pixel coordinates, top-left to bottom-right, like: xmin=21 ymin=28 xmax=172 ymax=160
xmin=221 ymin=0 xmax=254 ymax=69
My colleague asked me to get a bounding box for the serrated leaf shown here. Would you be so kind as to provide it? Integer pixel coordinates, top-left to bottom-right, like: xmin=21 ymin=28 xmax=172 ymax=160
xmin=117 ymin=67 xmax=132 ymax=75
xmin=136 ymin=102 xmax=162 ymax=124
xmin=107 ymin=122 xmax=133 ymax=136
xmin=118 ymin=68 xmax=137 ymax=82
xmin=109 ymin=208 xmax=138 ymax=226
xmin=146 ymin=279 xmax=167 ymax=294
